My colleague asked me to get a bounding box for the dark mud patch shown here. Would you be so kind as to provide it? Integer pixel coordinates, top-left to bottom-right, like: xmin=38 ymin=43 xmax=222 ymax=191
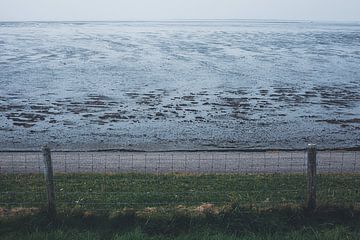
xmin=1 ymin=85 xmax=360 ymax=150
xmin=313 ymin=86 xmax=360 ymax=108
xmin=136 ymin=94 xmax=162 ymax=106
xmin=12 ymin=122 xmax=35 ymax=128
xmin=219 ymin=97 xmax=251 ymax=109
xmin=229 ymin=111 xmax=249 ymax=120
xmin=302 ymin=91 xmax=318 ymax=98
xmin=155 ymin=112 xmax=166 ymax=117
xmin=63 ymin=95 xmax=118 ymax=114
xmin=68 ymin=106 xmax=89 ymax=114
xmin=316 ymin=118 xmax=360 ymax=125
xmin=99 ymin=112 xmax=129 ymax=122
xmin=0 ymin=105 xmax=25 ymax=112
xmin=30 ymin=105 xmax=62 ymax=115
xmin=83 ymin=100 xmax=107 ymax=106
xmin=225 ymin=89 xmax=248 ymax=95
xmin=87 ymin=94 xmax=112 ymax=101
xmin=6 ymin=112 xmax=46 ymax=124
xmin=82 ymin=114 xmax=95 ymax=118
xmin=259 ymin=89 xmax=269 ymax=96
xmin=182 ymin=95 xmax=195 ymax=101
xmin=125 ymin=92 xmax=140 ymax=99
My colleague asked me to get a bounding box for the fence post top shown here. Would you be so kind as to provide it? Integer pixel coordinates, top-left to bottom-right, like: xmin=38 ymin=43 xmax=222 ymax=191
xmin=307 ymin=144 xmax=317 ymax=149
xmin=42 ymin=145 xmax=51 ymax=151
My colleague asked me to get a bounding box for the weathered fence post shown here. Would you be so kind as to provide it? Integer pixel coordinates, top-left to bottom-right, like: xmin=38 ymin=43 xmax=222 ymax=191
xmin=307 ymin=144 xmax=317 ymax=211
xmin=42 ymin=145 xmax=57 ymax=219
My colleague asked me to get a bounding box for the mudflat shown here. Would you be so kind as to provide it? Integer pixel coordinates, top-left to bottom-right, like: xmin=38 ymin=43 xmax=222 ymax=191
xmin=0 ymin=21 xmax=359 ymax=151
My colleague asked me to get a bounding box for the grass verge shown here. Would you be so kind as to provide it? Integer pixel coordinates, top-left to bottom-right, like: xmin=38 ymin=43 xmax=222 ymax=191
xmin=1 ymin=204 xmax=360 ymax=239
xmin=1 ymin=173 xmax=360 ymax=209
xmin=0 ymin=173 xmax=360 ymax=239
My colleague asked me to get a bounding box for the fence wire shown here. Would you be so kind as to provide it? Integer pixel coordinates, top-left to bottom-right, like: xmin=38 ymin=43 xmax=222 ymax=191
xmin=0 ymin=150 xmax=359 ymax=211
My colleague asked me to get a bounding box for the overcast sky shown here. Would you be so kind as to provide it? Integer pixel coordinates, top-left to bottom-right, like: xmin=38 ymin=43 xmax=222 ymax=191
xmin=0 ymin=0 xmax=359 ymax=21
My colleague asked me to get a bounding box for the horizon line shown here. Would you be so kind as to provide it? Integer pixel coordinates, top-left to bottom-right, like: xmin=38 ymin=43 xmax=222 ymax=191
xmin=0 ymin=18 xmax=359 ymax=23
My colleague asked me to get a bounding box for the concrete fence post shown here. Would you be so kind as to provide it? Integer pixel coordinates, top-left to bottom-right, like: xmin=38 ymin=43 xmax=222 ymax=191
xmin=307 ymin=144 xmax=317 ymax=211
xmin=42 ymin=145 xmax=57 ymax=219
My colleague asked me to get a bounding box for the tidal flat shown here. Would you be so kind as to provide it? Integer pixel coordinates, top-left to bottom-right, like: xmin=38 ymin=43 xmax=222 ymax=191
xmin=0 ymin=21 xmax=359 ymax=150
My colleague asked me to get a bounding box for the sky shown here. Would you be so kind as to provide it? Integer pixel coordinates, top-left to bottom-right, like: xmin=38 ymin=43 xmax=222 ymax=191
xmin=0 ymin=0 xmax=359 ymax=22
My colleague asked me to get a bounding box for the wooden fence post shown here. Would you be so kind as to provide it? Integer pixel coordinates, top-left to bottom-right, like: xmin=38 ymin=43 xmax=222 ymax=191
xmin=307 ymin=144 xmax=317 ymax=211
xmin=42 ymin=145 xmax=57 ymax=219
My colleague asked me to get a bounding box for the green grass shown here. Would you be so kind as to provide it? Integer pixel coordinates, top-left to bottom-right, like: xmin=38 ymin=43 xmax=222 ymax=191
xmin=1 ymin=173 xmax=360 ymax=239
xmin=1 ymin=205 xmax=360 ymax=239
xmin=0 ymin=173 xmax=359 ymax=210
xmin=2 ymin=227 xmax=360 ymax=240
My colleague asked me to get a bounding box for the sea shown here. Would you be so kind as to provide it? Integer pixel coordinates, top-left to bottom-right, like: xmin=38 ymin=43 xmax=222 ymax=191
xmin=0 ymin=20 xmax=359 ymax=150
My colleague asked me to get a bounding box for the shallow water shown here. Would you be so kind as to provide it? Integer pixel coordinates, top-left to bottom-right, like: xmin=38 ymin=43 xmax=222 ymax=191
xmin=0 ymin=21 xmax=359 ymax=150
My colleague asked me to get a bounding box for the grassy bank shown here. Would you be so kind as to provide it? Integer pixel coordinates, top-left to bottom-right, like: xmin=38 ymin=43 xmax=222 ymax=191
xmin=1 ymin=173 xmax=359 ymax=209
xmin=1 ymin=205 xmax=360 ymax=239
xmin=1 ymin=173 xmax=360 ymax=239
xmin=3 ymin=228 xmax=360 ymax=240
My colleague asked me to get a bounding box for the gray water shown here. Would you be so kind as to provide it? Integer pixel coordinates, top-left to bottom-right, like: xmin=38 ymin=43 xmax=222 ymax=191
xmin=0 ymin=20 xmax=359 ymax=150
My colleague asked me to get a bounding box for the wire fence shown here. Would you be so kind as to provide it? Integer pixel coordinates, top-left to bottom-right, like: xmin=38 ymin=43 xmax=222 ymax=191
xmin=0 ymin=148 xmax=359 ymax=212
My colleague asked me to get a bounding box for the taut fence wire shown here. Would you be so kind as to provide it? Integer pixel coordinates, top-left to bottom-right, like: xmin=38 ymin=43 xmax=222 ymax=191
xmin=0 ymin=145 xmax=359 ymax=216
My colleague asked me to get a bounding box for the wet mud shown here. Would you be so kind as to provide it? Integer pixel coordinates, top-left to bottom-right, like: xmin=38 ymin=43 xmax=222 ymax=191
xmin=0 ymin=21 xmax=359 ymax=150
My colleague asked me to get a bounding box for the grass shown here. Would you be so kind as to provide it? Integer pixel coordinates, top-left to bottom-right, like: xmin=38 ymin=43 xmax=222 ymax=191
xmin=1 ymin=173 xmax=360 ymax=239
xmin=2 ymin=227 xmax=360 ymax=240
xmin=0 ymin=173 xmax=359 ymax=209
xmin=1 ymin=204 xmax=360 ymax=239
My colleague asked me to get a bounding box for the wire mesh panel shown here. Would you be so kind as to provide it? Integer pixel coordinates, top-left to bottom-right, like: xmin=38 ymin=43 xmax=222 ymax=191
xmin=317 ymin=150 xmax=360 ymax=207
xmin=0 ymin=150 xmax=359 ymax=211
xmin=0 ymin=152 xmax=46 ymax=208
